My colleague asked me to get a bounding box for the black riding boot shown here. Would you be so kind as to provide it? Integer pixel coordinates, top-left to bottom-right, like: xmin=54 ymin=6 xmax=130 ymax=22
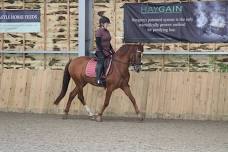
xmin=95 ymin=51 xmax=105 ymax=84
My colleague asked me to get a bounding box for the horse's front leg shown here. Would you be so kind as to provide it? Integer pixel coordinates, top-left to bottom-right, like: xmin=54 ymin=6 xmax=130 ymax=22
xmin=121 ymin=85 xmax=145 ymax=121
xmin=96 ymin=88 xmax=113 ymax=122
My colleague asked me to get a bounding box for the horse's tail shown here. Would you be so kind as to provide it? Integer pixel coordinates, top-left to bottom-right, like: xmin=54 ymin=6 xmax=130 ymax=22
xmin=54 ymin=60 xmax=71 ymax=105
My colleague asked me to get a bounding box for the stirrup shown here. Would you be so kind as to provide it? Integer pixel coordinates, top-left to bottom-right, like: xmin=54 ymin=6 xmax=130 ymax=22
xmin=97 ymin=80 xmax=103 ymax=85
xmin=97 ymin=79 xmax=106 ymax=86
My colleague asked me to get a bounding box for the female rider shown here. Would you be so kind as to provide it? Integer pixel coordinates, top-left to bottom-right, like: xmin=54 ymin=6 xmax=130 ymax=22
xmin=95 ymin=16 xmax=115 ymax=85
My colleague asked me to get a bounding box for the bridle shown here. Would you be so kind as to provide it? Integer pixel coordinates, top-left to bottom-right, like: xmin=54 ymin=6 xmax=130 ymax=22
xmin=131 ymin=49 xmax=143 ymax=66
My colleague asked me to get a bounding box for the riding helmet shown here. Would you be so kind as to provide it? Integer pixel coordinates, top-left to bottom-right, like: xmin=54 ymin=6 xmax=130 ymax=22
xmin=99 ymin=16 xmax=111 ymax=24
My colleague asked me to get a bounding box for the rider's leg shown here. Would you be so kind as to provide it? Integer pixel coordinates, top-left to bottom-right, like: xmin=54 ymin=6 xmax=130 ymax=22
xmin=96 ymin=51 xmax=105 ymax=84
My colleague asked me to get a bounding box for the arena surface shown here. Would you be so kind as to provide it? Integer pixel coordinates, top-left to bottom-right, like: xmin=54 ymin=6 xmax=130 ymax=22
xmin=0 ymin=112 xmax=227 ymax=152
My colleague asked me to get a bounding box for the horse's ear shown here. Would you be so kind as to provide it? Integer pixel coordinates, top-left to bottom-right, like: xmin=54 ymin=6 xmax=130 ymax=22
xmin=139 ymin=43 xmax=143 ymax=47
xmin=139 ymin=43 xmax=144 ymax=52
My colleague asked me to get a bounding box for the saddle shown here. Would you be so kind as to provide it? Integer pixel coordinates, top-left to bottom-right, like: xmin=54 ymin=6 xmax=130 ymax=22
xmin=85 ymin=57 xmax=112 ymax=78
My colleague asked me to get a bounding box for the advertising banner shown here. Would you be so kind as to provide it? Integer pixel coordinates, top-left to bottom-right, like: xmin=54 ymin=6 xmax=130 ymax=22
xmin=0 ymin=10 xmax=40 ymax=33
xmin=124 ymin=1 xmax=228 ymax=43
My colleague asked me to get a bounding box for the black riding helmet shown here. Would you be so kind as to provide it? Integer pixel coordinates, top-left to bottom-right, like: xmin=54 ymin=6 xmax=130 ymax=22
xmin=99 ymin=16 xmax=111 ymax=25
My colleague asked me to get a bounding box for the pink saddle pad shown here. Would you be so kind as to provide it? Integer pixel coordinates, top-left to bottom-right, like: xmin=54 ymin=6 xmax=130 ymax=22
xmin=85 ymin=58 xmax=112 ymax=78
xmin=85 ymin=58 xmax=97 ymax=77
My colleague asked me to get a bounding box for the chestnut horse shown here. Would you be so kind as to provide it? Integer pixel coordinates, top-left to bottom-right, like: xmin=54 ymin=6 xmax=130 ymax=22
xmin=54 ymin=44 xmax=144 ymax=122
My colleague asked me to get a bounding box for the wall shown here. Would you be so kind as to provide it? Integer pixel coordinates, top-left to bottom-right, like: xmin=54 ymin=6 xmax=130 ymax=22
xmin=0 ymin=69 xmax=227 ymax=121
xmin=1 ymin=0 xmax=78 ymax=69
xmin=0 ymin=0 xmax=228 ymax=72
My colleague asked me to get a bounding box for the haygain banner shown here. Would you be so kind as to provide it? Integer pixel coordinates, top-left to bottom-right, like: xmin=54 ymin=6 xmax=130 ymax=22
xmin=124 ymin=1 xmax=228 ymax=43
xmin=0 ymin=10 xmax=40 ymax=33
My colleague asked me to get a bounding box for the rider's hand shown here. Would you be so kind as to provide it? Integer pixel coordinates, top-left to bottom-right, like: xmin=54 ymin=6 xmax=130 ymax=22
xmin=110 ymin=49 xmax=115 ymax=55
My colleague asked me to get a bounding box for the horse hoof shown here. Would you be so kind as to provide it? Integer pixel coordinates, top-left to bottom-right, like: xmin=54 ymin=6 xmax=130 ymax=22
xmin=95 ymin=115 xmax=103 ymax=122
xmin=62 ymin=115 xmax=68 ymax=120
xmin=138 ymin=113 xmax=145 ymax=121
xmin=89 ymin=115 xmax=96 ymax=120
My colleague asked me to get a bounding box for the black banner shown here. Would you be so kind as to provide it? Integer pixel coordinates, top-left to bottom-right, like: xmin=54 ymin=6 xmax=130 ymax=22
xmin=124 ymin=1 xmax=228 ymax=43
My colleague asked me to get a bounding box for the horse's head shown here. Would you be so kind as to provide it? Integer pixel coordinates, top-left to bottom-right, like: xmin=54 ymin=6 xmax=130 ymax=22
xmin=129 ymin=44 xmax=144 ymax=73
xmin=114 ymin=44 xmax=144 ymax=72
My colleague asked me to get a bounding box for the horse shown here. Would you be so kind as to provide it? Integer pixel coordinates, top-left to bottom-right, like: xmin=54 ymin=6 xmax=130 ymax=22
xmin=54 ymin=44 xmax=144 ymax=122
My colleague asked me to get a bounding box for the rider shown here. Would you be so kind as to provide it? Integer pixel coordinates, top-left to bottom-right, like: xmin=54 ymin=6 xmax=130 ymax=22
xmin=95 ymin=15 xmax=115 ymax=85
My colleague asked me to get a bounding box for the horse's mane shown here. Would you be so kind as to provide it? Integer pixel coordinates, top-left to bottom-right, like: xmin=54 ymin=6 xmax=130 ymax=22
xmin=115 ymin=44 xmax=136 ymax=55
xmin=117 ymin=44 xmax=130 ymax=51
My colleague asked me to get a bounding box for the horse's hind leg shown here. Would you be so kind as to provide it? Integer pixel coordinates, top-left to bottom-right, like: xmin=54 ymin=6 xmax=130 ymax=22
xmin=78 ymin=89 xmax=94 ymax=118
xmin=63 ymin=86 xmax=79 ymax=119
xmin=121 ymin=85 xmax=144 ymax=121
